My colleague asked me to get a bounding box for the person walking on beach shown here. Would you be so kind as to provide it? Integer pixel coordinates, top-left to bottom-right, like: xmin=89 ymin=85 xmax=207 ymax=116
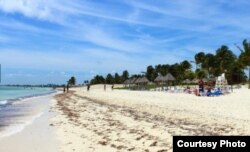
xmin=66 ymin=84 xmax=69 ymax=92
xmin=104 ymin=84 xmax=106 ymax=91
xmin=87 ymin=84 xmax=90 ymax=91
xmin=63 ymin=85 xmax=66 ymax=93
xmin=111 ymin=84 xmax=114 ymax=90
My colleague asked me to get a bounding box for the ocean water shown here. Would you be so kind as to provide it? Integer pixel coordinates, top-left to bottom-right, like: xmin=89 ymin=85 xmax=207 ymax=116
xmin=0 ymin=86 xmax=55 ymax=138
xmin=0 ymin=86 xmax=53 ymax=104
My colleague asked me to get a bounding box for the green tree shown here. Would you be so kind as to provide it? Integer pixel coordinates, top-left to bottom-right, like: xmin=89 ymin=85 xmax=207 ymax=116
xmin=121 ymin=70 xmax=129 ymax=82
xmin=106 ymin=73 xmax=114 ymax=84
xmin=184 ymin=70 xmax=195 ymax=80
xmin=181 ymin=60 xmax=192 ymax=70
xmin=90 ymin=75 xmax=105 ymax=84
xmin=202 ymin=53 xmax=216 ymax=77
xmin=146 ymin=65 xmax=157 ymax=81
xmin=68 ymin=76 xmax=76 ymax=86
xmin=215 ymin=45 xmax=237 ymax=84
xmin=215 ymin=45 xmax=236 ymax=72
xmin=195 ymin=52 xmax=206 ymax=67
xmin=195 ymin=69 xmax=207 ymax=79
xmin=238 ymin=39 xmax=250 ymax=88
xmin=114 ymin=73 xmax=121 ymax=84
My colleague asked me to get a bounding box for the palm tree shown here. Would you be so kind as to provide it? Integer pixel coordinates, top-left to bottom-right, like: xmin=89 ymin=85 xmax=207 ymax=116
xmin=215 ymin=45 xmax=236 ymax=73
xmin=146 ymin=65 xmax=157 ymax=82
xmin=68 ymin=76 xmax=76 ymax=86
xmin=181 ymin=60 xmax=192 ymax=70
xmin=122 ymin=70 xmax=129 ymax=82
xmin=202 ymin=53 xmax=215 ymax=77
xmin=106 ymin=73 xmax=114 ymax=84
xmin=114 ymin=73 xmax=121 ymax=84
xmin=195 ymin=69 xmax=207 ymax=79
xmin=238 ymin=39 xmax=250 ymax=89
xmin=195 ymin=52 xmax=205 ymax=68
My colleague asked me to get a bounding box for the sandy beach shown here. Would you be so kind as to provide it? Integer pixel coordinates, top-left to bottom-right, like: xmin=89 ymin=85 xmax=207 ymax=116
xmin=0 ymin=94 xmax=58 ymax=152
xmin=2 ymin=0 xmax=250 ymax=151
xmin=50 ymin=85 xmax=250 ymax=152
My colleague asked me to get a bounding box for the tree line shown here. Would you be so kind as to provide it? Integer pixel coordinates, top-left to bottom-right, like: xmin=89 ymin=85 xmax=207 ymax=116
xmin=90 ymin=39 xmax=250 ymax=88
xmin=90 ymin=70 xmax=129 ymax=84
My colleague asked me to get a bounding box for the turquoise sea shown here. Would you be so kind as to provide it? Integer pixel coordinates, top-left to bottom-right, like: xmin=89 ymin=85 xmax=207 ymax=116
xmin=0 ymin=86 xmax=55 ymax=138
xmin=0 ymin=86 xmax=54 ymax=105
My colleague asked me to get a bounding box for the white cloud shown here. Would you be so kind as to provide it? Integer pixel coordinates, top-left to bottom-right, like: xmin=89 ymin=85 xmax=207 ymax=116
xmin=0 ymin=0 xmax=51 ymax=19
xmin=1 ymin=0 xmax=250 ymax=84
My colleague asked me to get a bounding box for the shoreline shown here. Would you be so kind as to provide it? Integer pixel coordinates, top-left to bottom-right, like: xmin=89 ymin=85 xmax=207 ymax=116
xmin=0 ymin=85 xmax=249 ymax=151
xmin=0 ymin=93 xmax=59 ymax=152
xmin=0 ymin=88 xmax=56 ymax=106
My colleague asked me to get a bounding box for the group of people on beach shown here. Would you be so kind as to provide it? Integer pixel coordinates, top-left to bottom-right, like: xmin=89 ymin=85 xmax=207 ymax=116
xmin=63 ymin=84 xmax=69 ymax=93
xmin=63 ymin=84 xmax=114 ymax=93
xmin=195 ymin=80 xmax=222 ymax=96
xmin=184 ymin=79 xmax=222 ymax=97
xmin=87 ymin=84 xmax=114 ymax=91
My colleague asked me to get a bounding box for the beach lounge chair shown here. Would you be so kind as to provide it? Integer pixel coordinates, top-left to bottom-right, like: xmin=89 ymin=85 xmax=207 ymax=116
xmin=207 ymin=90 xmax=223 ymax=96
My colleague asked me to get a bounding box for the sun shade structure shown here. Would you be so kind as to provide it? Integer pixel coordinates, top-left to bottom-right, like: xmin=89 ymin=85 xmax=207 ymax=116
xmin=136 ymin=76 xmax=149 ymax=84
xmin=163 ymin=73 xmax=176 ymax=81
xmin=183 ymin=79 xmax=191 ymax=84
xmin=130 ymin=78 xmax=137 ymax=84
xmin=123 ymin=79 xmax=130 ymax=84
xmin=154 ymin=74 xmax=164 ymax=82
xmin=134 ymin=77 xmax=141 ymax=84
xmin=192 ymin=79 xmax=199 ymax=84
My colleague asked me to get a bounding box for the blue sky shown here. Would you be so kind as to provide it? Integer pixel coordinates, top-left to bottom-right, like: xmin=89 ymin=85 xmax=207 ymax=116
xmin=0 ymin=0 xmax=250 ymax=84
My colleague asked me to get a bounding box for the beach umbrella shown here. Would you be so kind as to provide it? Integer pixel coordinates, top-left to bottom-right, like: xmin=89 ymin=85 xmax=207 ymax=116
xmin=162 ymin=73 xmax=176 ymax=89
xmin=134 ymin=77 xmax=141 ymax=84
xmin=163 ymin=73 xmax=176 ymax=81
xmin=192 ymin=79 xmax=199 ymax=84
xmin=154 ymin=74 xmax=164 ymax=82
xmin=138 ymin=76 xmax=149 ymax=90
xmin=134 ymin=77 xmax=142 ymax=90
xmin=123 ymin=79 xmax=130 ymax=84
xmin=123 ymin=79 xmax=131 ymax=88
xmin=155 ymin=74 xmax=165 ymax=90
xmin=130 ymin=78 xmax=137 ymax=84
xmin=139 ymin=76 xmax=149 ymax=84
xmin=183 ymin=79 xmax=191 ymax=84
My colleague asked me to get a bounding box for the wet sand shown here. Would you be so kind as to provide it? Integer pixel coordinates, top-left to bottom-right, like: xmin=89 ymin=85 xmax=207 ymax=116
xmin=0 ymin=95 xmax=58 ymax=152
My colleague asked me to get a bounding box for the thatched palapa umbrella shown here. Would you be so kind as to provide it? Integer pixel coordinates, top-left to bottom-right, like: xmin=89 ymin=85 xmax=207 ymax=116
xmin=183 ymin=79 xmax=191 ymax=84
xmin=154 ymin=74 xmax=164 ymax=82
xmin=134 ymin=77 xmax=141 ymax=84
xmin=130 ymin=78 xmax=137 ymax=84
xmin=192 ymin=79 xmax=199 ymax=84
xmin=163 ymin=73 xmax=176 ymax=89
xmin=135 ymin=76 xmax=149 ymax=90
xmin=123 ymin=79 xmax=130 ymax=87
xmin=124 ymin=78 xmax=138 ymax=89
xmin=138 ymin=76 xmax=149 ymax=84
xmin=163 ymin=73 xmax=176 ymax=81
xmin=154 ymin=74 xmax=165 ymax=90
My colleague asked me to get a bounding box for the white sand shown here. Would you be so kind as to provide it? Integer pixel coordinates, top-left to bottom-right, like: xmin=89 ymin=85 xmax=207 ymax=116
xmin=0 ymin=95 xmax=58 ymax=152
xmin=51 ymin=85 xmax=250 ymax=152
